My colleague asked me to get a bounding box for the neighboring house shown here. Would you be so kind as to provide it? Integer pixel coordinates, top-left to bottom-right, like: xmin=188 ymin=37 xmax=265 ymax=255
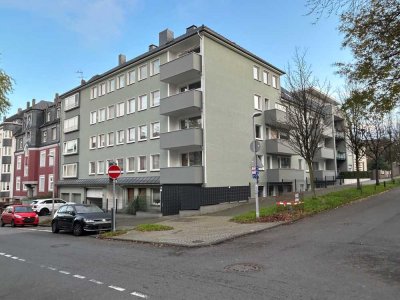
xmin=11 ymin=98 xmax=60 ymax=200
xmin=57 ymin=25 xmax=284 ymax=215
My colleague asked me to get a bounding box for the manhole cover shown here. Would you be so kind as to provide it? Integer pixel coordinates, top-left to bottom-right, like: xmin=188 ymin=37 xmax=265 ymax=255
xmin=224 ymin=263 xmax=262 ymax=272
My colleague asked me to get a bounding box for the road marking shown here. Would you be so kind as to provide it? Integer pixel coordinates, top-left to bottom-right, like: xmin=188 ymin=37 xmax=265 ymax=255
xmin=89 ymin=279 xmax=104 ymax=285
xmin=5 ymin=254 xmax=12 ymax=257
xmin=18 ymin=258 xmax=26 ymax=262
xmin=131 ymin=291 xmax=148 ymax=299
xmin=11 ymin=256 xmax=18 ymax=259
xmin=59 ymin=270 xmax=70 ymax=275
xmin=18 ymin=228 xmax=52 ymax=233
xmin=48 ymin=267 xmax=57 ymax=271
xmin=0 ymin=252 xmax=5 ymax=255
xmin=109 ymin=285 xmax=125 ymax=292
xmin=73 ymin=275 xmax=86 ymax=279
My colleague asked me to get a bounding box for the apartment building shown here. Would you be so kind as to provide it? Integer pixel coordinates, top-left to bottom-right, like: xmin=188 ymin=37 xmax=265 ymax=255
xmin=57 ymin=25 xmax=284 ymax=215
xmin=12 ymin=99 xmax=60 ymax=199
xmin=0 ymin=119 xmax=17 ymax=202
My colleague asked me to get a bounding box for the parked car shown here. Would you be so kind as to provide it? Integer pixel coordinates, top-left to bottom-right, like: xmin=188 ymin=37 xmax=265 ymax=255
xmin=51 ymin=204 xmax=111 ymax=236
xmin=30 ymin=198 xmax=67 ymax=216
xmin=1 ymin=205 xmax=39 ymax=227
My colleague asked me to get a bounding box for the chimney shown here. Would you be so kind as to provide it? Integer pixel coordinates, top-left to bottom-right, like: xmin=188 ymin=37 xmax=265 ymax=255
xmin=149 ymin=44 xmax=157 ymax=51
xmin=81 ymin=79 xmax=86 ymax=85
xmin=26 ymin=101 xmax=30 ymax=109
xmin=3 ymin=116 xmax=6 ymax=122
xmin=18 ymin=108 xmax=22 ymax=113
xmin=186 ymin=25 xmax=197 ymax=33
xmin=32 ymin=99 xmax=36 ymax=107
xmin=159 ymin=29 xmax=174 ymax=46
xmin=118 ymin=54 xmax=126 ymax=66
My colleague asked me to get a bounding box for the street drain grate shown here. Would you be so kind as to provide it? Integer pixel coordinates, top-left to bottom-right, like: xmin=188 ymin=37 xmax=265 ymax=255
xmin=224 ymin=263 xmax=262 ymax=272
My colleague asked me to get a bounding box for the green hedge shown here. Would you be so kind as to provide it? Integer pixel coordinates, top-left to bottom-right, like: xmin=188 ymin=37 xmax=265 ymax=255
xmin=338 ymin=171 xmax=371 ymax=179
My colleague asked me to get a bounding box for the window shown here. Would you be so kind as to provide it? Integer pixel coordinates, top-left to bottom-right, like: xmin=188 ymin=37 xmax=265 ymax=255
xmin=127 ymin=69 xmax=135 ymax=85
xmin=253 ymin=66 xmax=260 ymax=80
xmin=98 ymin=134 xmax=105 ymax=148
xmin=180 ymin=116 xmax=201 ymax=129
xmin=116 ymin=130 xmax=125 ymax=145
xmin=42 ymin=130 xmax=47 ymax=142
xmin=99 ymin=82 xmax=106 ymax=96
xmin=63 ymin=163 xmax=77 ymax=178
xmin=257 ymin=155 xmax=265 ymax=170
xmin=90 ymin=111 xmax=97 ymax=125
xmin=263 ymin=71 xmax=269 ymax=84
xmin=265 ymin=98 xmax=270 ymax=110
xmin=150 ymin=154 xmax=160 ymax=171
xmin=108 ymin=78 xmax=115 ymax=92
xmin=48 ymin=149 xmax=55 ymax=166
xmin=4 ymin=130 xmax=11 ymax=138
xmin=127 ymin=98 xmax=135 ymax=114
xmin=150 ymin=90 xmax=160 ymax=107
xmin=116 ymin=102 xmax=125 ymax=117
xmin=107 ymin=132 xmax=114 ymax=146
xmin=2 ymin=164 xmax=10 ymax=173
xmin=138 ymin=156 xmax=147 ymax=172
xmin=1 ymin=182 xmax=10 ymax=191
xmin=17 ymin=156 xmax=22 ymax=170
xmin=107 ymin=105 xmax=115 ymax=120
xmin=89 ymin=161 xmax=96 ymax=175
xmin=180 ymin=81 xmax=201 ymax=93
xmin=40 ymin=150 xmax=46 ymax=167
xmin=181 ymin=152 xmax=202 ymax=166
xmin=97 ymin=161 xmax=105 ymax=174
xmin=63 ymin=139 xmax=78 ymax=155
xmin=126 ymin=157 xmax=135 ymax=173
xmin=51 ymin=127 xmax=57 ymax=140
xmin=39 ymin=175 xmax=45 ymax=192
xmin=138 ymin=64 xmax=147 ymax=80
xmin=138 ymin=94 xmax=148 ymax=111
xmin=90 ymin=86 xmax=98 ymax=99
xmin=151 ymin=188 xmax=161 ymax=206
xmin=18 ymin=139 xmax=23 ymax=150
xmin=116 ymin=158 xmax=124 ymax=171
xmin=16 ymin=177 xmax=21 ymax=191
xmin=89 ymin=136 xmax=97 ymax=149
xmin=150 ymin=59 xmax=160 ymax=76
xmin=278 ymin=157 xmax=291 ymax=169
xmin=272 ymin=75 xmax=278 ymax=88
xmin=254 ymin=94 xmax=262 ymax=110
xmin=3 ymin=146 xmax=11 ymax=156
xmin=117 ymin=74 xmax=125 ymax=89
xmin=127 ymin=127 xmax=135 ymax=143
xmin=98 ymin=108 xmax=106 ymax=122
xmin=151 ymin=122 xmax=160 ymax=138
xmin=298 ymin=159 xmax=303 ymax=170
xmin=255 ymin=124 xmax=263 ymax=140
xmin=139 ymin=125 xmax=147 ymax=141
xmin=48 ymin=174 xmax=54 ymax=191
xmin=24 ymin=164 xmax=28 ymax=177
xmin=64 ymin=116 xmax=79 ymax=133
xmin=47 ymin=111 xmax=51 ymax=122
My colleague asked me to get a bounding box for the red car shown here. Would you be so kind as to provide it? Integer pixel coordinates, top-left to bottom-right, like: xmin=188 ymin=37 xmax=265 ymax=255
xmin=1 ymin=205 xmax=39 ymax=227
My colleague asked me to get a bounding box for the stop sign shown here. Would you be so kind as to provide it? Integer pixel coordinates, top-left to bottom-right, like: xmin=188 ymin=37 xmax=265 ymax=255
xmin=108 ymin=165 xmax=121 ymax=180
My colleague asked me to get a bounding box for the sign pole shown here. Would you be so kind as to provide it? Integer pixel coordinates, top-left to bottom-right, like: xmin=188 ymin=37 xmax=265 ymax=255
xmin=108 ymin=164 xmax=121 ymax=232
xmin=112 ymin=178 xmax=116 ymax=232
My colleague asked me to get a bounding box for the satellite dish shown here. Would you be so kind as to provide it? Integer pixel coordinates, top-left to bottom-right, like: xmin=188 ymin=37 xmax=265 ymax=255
xmin=250 ymin=141 xmax=261 ymax=152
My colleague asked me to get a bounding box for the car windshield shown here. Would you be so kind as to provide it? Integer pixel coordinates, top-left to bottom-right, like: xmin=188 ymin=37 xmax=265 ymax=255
xmin=75 ymin=205 xmax=103 ymax=214
xmin=14 ymin=206 xmax=34 ymax=213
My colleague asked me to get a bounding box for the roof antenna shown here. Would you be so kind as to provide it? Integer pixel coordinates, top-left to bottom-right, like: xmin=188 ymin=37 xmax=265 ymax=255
xmin=76 ymin=70 xmax=84 ymax=80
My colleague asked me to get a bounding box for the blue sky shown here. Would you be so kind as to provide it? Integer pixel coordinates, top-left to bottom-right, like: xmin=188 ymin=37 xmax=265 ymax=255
xmin=0 ymin=0 xmax=351 ymax=116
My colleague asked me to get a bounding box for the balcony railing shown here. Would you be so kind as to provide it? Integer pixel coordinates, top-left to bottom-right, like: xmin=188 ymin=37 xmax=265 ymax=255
xmin=160 ymin=166 xmax=203 ymax=184
xmin=160 ymin=128 xmax=203 ymax=151
xmin=336 ymin=151 xmax=346 ymax=160
xmin=160 ymin=89 xmax=202 ymax=116
xmin=265 ymin=139 xmax=295 ymax=155
xmin=160 ymin=52 xmax=202 ymax=84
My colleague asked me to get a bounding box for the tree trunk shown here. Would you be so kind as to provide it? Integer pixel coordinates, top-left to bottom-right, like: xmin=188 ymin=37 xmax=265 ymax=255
xmin=355 ymin=152 xmax=361 ymax=190
xmin=307 ymin=160 xmax=316 ymax=198
xmin=375 ymin=167 xmax=380 ymax=186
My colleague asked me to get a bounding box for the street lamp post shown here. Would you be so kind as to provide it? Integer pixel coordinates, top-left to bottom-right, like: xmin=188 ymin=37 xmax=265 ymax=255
xmin=48 ymin=153 xmax=56 ymax=217
xmin=252 ymin=112 xmax=262 ymax=219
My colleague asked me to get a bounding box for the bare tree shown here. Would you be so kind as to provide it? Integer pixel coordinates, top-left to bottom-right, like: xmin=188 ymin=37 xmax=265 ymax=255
xmin=340 ymin=87 xmax=368 ymax=189
xmin=283 ymin=50 xmax=332 ymax=198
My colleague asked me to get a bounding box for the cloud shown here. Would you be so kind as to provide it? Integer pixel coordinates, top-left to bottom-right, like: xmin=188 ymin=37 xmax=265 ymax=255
xmin=0 ymin=0 xmax=139 ymax=45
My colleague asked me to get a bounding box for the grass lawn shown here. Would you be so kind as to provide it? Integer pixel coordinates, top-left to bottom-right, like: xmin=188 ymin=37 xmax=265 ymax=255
xmin=232 ymin=180 xmax=400 ymax=223
xmin=135 ymin=224 xmax=174 ymax=232
xmin=98 ymin=230 xmax=129 ymax=238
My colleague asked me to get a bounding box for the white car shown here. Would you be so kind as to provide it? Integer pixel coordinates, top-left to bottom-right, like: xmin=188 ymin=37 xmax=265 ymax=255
xmin=30 ymin=199 xmax=67 ymax=216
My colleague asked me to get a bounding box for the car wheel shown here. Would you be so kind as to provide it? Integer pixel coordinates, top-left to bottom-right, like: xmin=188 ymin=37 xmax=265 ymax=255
xmin=51 ymin=221 xmax=59 ymax=233
xmin=11 ymin=220 xmax=15 ymax=227
xmin=73 ymin=223 xmax=83 ymax=236
xmin=0 ymin=218 xmax=4 ymax=227
xmin=40 ymin=208 xmax=49 ymax=216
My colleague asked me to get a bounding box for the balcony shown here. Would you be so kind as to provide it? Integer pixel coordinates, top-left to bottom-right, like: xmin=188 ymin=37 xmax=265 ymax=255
xmin=266 ymin=169 xmax=304 ymax=182
xmin=160 ymin=166 xmax=203 ymax=184
xmin=160 ymin=90 xmax=202 ymax=117
xmin=314 ymin=147 xmax=335 ymax=160
xmin=160 ymin=128 xmax=202 ymax=151
xmin=160 ymin=52 xmax=202 ymax=84
xmin=264 ymin=109 xmax=287 ymax=127
xmin=314 ymin=170 xmax=336 ymax=180
xmin=336 ymin=151 xmax=346 ymax=160
xmin=265 ymin=139 xmax=295 ymax=155
xmin=335 ymin=130 xmax=345 ymax=139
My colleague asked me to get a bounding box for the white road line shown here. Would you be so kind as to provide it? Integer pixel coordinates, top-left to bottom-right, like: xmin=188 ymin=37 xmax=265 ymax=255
xmin=59 ymin=270 xmax=70 ymax=275
xmin=89 ymin=279 xmax=104 ymax=285
xmin=18 ymin=258 xmax=26 ymax=262
xmin=48 ymin=267 xmax=57 ymax=271
xmin=73 ymin=275 xmax=86 ymax=279
xmin=0 ymin=252 xmax=5 ymax=255
xmin=109 ymin=286 xmax=125 ymax=292
xmin=131 ymin=291 xmax=148 ymax=299
xmin=5 ymin=254 xmax=12 ymax=257
xmin=11 ymin=256 xmax=18 ymax=259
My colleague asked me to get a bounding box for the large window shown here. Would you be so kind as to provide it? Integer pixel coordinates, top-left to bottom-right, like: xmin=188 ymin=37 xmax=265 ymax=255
xmin=108 ymin=78 xmax=115 ymax=92
xmin=39 ymin=175 xmax=45 ymax=192
xmin=150 ymin=154 xmax=160 ymax=171
xmin=139 ymin=125 xmax=147 ymax=141
xmin=107 ymin=105 xmax=115 ymax=120
xmin=138 ymin=64 xmax=147 ymax=81
xmin=150 ymin=59 xmax=160 ymax=76
xmin=16 ymin=176 xmax=21 ymax=191
xmin=150 ymin=90 xmax=160 ymax=107
xmin=99 ymin=82 xmax=106 ymax=96
xmin=90 ymin=86 xmax=98 ymax=99
xmin=253 ymin=66 xmax=260 ymax=80
xmin=63 ymin=139 xmax=78 ymax=155
xmin=151 ymin=122 xmax=160 ymax=138
xmin=51 ymin=127 xmax=57 ymax=140
xmin=97 ymin=161 xmax=105 ymax=174
xmin=181 ymin=152 xmax=202 ymax=166
xmin=126 ymin=157 xmax=135 ymax=173
xmin=17 ymin=155 xmax=22 ymax=170
xmin=1 ymin=182 xmax=10 ymax=191
xmin=107 ymin=132 xmax=114 ymax=146
xmin=127 ymin=69 xmax=135 ymax=85
xmin=40 ymin=151 xmax=46 ymax=167
xmin=63 ymin=163 xmax=77 ymax=178
xmin=3 ymin=146 xmax=11 ymax=156
xmin=116 ymin=102 xmax=125 ymax=117
xmin=1 ymin=164 xmax=11 ymax=173
xmin=48 ymin=149 xmax=55 ymax=166
xmin=117 ymin=74 xmax=125 ymax=89
xmin=127 ymin=127 xmax=135 ymax=143
xmin=64 ymin=116 xmax=79 ymax=133
xmin=138 ymin=94 xmax=148 ymax=111
xmin=272 ymin=75 xmax=278 ymax=88
xmin=127 ymin=98 xmax=135 ymax=114
xmin=98 ymin=108 xmax=106 ymax=122
xmin=90 ymin=111 xmax=97 ymax=124
xmin=138 ymin=156 xmax=147 ymax=172
xmin=278 ymin=157 xmax=291 ymax=169
xmin=116 ymin=130 xmax=125 ymax=145
xmin=89 ymin=136 xmax=97 ymax=149
xmin=263 ymin=71 xmax=269 ymax=84
xmin=98 ymin=134 xmax=105 ymax=148
xmin=255 ymin=124 xmax=263 ymax=140
xmin=180 ymin=116 xmax=201 ymax=129
xmin=64 ymin=93 xmax=79 ymax=111
xmin=254 ymin=94 xmax=262 ymax=110
xmin=89 ymin=161 xmax=96 ymax=175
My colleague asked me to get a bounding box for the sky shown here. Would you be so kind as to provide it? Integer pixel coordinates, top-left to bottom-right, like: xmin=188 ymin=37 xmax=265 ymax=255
xmin=0 ymin=0 xmax=351 ymax=116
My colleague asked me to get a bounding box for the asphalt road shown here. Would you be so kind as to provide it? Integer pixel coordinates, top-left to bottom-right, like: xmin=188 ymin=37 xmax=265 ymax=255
xmin=1 ymin=188 xmax=399 ymax=300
